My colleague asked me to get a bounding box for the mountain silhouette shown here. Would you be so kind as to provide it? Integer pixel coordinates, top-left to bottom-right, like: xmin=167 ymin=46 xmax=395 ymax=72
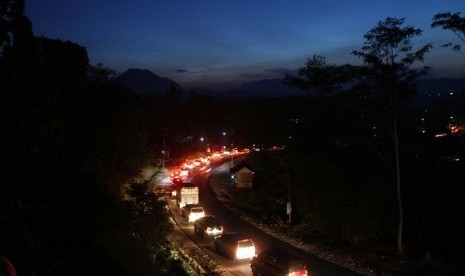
xmin=116 ymin=68 xmax=465 ymax=104
xmin=239 ymin=78 xmax=304 ymax=97
xmin=116 ymin=68 xmax=182 ymax=97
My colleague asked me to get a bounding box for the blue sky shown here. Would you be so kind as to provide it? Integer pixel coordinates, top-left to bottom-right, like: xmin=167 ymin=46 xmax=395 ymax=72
xmin=26 ymin=1 xmax=464 ymax=90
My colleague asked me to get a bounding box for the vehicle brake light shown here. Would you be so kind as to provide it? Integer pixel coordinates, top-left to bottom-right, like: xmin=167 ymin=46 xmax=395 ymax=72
xmin=206 ymin=226 xmax=222 ymax=235
xmin=288 ymin=268 xmax=308 ymax=276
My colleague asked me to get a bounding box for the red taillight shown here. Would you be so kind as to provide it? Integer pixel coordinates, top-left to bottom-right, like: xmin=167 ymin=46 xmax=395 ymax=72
xmin=288 ymin=269 xmax=308 ymax=276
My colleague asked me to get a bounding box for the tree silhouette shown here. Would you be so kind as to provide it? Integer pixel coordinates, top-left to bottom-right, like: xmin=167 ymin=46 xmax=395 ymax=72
xmin=352 ymin=17 xmax=431 ymax=256
xmin=432 ymin=12 xmax=465 ymax=54
xmin=0 ymin=0 xmax=33 ymax=52
xmin=284 ymin=55 xmax=353 ymax=94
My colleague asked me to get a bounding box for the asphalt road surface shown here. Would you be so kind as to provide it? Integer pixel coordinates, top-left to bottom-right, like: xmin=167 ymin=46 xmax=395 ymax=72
xmin=168 ymin=161 xmax=361 ymax=276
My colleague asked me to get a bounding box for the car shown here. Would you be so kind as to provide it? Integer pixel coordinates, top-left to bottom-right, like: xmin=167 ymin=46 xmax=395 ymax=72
xmin=200 ymin=156 xmax=211 ymax=164
xmin=170 ymin=170 xmax=181 ymax=180
xmin=181 ymin=204 xmax=205 ymax=222
xmin=183 ymin=161 xmax=194 ymax=170
xmin=172 ymin=176 xmax=183 ymax=185
xmin=214 ymin=232 xmax=255 ymax=260
xmin=180 ymin=168 xmax=190 ymax=177
xmin=250 ymin=248 xmax=308 ymax=276
xmin=194 ymin=215 xmax=223 ymax=237
xmin=193 ymin=159 xmax=202 ymax=167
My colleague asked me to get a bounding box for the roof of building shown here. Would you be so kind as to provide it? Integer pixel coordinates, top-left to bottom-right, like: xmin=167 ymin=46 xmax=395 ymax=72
xmin=229 ymin=161 xmax=255 ymax=174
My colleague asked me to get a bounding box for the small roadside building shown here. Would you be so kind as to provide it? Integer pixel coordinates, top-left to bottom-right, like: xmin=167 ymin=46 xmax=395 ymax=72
xmin=229 ymin=161 xmax=255 ymax=188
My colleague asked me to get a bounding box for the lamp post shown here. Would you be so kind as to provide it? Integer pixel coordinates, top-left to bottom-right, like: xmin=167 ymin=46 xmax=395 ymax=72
xmin=199 ymin=136 xmax=206 ymax=153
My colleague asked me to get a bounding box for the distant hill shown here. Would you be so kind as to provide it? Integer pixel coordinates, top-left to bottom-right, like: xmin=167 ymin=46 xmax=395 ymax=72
xmin=239 ymin=78 xmax=305 ymax=97
xmin=416 ymin=78 xmax=465 ymax=92
xmin=115 ymin=68 xmax=465 ymax=104
xmin=236 ymin=77 xmax=465 ymax=104
xmin=185 ymin=78 xmax=308 ymax=100
xmin=237 ymin=77 xmax=465 ymax=102
xmin=405 ymin=78 xmax=465 ymax=108
xmin=116 ymin=68 xmax=182 ymax=98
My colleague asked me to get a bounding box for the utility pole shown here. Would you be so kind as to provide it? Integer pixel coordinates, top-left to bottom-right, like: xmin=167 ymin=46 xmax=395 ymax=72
xmin=162 ymin=128 xmax=166 ymax=169
xmin=287 ymin=183 xmax=292 ymax=224
xmin=282 ymin=159 xmax=292 ymax=224
xmin=230 ymin=129 xmax=235 ymax=167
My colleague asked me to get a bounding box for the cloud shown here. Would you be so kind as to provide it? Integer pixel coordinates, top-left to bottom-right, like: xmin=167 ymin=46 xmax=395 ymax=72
xmin=263 ymin=67 xmax=296 ymax=75
xmin=237 ymin=73 xmax=270 ymax=80
xmin=174 ymin=69 xmax=188 ymax=73
xmin=238 ymin=67 xmax=297 ymax=80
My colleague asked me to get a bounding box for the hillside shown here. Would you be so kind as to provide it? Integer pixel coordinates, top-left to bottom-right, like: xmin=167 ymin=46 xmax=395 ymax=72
xmin=117 ymin=69 xmax=465 ymax=104
xmin=116 ymin=68 xmax=182 ymax=98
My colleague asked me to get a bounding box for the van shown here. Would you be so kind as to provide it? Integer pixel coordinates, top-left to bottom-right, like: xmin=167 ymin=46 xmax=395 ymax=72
xmin=214 ymin=232 xmax=255 ymax=260
xmin=250 ymin=248 xmax=308 ymax=276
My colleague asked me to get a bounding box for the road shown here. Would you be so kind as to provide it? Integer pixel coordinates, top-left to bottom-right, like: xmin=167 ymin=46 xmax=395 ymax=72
xmin=167 ymin=160 xmax=361 ymax=276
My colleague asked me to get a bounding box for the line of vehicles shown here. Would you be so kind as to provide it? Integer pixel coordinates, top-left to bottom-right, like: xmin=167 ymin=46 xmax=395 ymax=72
xmin=166 ymin=155 xmax=309 ymax=276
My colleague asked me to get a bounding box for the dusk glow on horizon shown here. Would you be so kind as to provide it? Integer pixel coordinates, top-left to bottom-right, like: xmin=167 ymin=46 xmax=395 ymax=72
xmin=26 ymin=0 xmax=464 ymax=90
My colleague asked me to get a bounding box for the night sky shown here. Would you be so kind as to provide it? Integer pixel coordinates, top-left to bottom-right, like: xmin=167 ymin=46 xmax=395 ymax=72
xmin=26 ymin=1 xmax=464 ymax=90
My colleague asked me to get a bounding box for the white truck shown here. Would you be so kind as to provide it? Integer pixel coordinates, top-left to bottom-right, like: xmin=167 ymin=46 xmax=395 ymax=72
xmin=176 ymin=182 xmax=199 ymax=208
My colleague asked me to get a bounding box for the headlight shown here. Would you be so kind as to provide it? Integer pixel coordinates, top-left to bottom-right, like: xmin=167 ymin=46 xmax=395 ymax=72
xmin=235 ymin=246 xmax=255 ymax=259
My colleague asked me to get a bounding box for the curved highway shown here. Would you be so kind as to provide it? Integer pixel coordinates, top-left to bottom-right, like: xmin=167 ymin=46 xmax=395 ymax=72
xmin=167 ymin=160 xmax=361 ymax=276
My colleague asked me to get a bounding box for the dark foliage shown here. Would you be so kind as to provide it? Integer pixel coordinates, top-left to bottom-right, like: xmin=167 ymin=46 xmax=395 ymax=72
xmin=432 ymin=12 xmax=465 ymax=53
xmin=0 ymin=4 xmax=175 ymax=274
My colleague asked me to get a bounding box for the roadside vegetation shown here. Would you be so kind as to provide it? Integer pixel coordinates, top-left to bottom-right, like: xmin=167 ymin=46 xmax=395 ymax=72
xmin=233 ymin=149 xmax=464 ymax=275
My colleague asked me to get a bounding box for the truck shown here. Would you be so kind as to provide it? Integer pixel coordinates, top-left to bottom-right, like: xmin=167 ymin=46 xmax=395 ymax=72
xmin=176 ymin=182 xmax=199 ymax=208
